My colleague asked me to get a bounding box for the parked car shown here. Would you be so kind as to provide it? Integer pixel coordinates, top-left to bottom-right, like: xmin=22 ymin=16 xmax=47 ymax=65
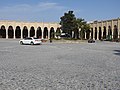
xmin=88 ymin=39 xmax=95 ymax=43
xmin=19 ymin=37 xmax=42 ymax=45
xmin=60 ymin=33 xmax=71 ymax=38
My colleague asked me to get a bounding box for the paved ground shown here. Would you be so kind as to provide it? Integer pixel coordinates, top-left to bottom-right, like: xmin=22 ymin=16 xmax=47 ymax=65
xmin=0 ymin=39 xmax=120 ymax=90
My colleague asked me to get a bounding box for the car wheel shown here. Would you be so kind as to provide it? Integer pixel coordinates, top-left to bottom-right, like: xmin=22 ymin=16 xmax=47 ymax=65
xmin=30 ymin=42 xmax=34 ymax=45
xmin=20 ymin=41 xmax=23 ymax=45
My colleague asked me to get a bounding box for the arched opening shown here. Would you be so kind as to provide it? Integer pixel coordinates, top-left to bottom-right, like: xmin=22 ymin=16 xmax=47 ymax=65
xmin=0 ymin=25 xmax=6 ymax=38
xmin=50 ymin=27 xmax=55 ymax=39
xmin=108 ymin=26 xmax=112 ymax=40
xmin=8 ymin=26 xmax=14 ymax=38
xmin=43 ymin=27 xmax=48 ymax=39
xmin=56 ymin=28 xmax=61 ymax=39
xmin=15 ymin=26 xmax=21 ymax=38
xmin=30 ymin=26 xmax=35 ymax=37
xmin=113 ymin=25 xmax=118 ymax=40
xmin=86 ymin=29 xmax=90 ymax=39
xmin=103 ymin=26 xmax=106 ymax=39
xmin=23 ymin=26 xmax=28 ymax=38
xmin=91 ymin=28 xmax=93 ymax=39
xmin=99 ymin=27 xmax=102 ymax=40
xmin=95 ymin=27 xmax=97 ymax=40
xmin=36 ymin=27 xmax=42 ymax=38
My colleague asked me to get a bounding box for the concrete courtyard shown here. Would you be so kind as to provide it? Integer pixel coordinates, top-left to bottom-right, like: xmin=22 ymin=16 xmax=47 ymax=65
xmin=0 ymin=39 xmax=120 ymax=90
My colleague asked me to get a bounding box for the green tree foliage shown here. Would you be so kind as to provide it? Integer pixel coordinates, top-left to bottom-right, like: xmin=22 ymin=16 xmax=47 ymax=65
xmin=60 ymin=11 xmax=76 ymax=36
xmin=60 ymin=11 xmax=90 ymax=39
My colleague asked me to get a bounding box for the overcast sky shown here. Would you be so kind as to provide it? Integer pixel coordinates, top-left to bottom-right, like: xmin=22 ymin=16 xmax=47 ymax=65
xmin=0 ymin=0 xmax=120 ymax=22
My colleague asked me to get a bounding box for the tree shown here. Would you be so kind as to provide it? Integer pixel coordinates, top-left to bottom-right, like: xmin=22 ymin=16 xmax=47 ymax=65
xmin=60 ymin=11 xmax=76 ymax=36
xmin=60 ymin=11 xmax=90 ymax=39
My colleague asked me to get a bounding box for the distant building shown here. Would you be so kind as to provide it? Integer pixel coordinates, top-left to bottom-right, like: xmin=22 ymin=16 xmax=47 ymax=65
xmin=0 ymin=18 xmax=120 ymax=40
xmin=0 ymin=21 xmax=60 ymax=39
xmin=89 ymin=18 xmax=120 ymax=40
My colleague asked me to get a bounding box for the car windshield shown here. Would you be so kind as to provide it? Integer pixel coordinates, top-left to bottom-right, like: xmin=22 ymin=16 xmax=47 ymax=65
xmin=24 ymin=37 xmax=32 ymax=40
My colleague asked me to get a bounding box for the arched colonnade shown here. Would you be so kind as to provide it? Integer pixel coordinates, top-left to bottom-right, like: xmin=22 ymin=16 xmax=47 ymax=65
xmin=0 ymin=21 xmax=61 ymax=39
xmin=89 ymin=18 xmax=120 ymax=40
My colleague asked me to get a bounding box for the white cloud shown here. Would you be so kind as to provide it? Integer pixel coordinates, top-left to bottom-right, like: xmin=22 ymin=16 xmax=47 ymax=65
xmin=0 ymin=2 xmax=67 ymax=22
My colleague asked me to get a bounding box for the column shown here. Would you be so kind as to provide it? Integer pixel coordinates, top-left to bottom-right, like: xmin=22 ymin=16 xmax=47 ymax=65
xmin=13 ymin=27 xmax=15 ymax=39
xmin=35 ymin=29 xmax=37 ymax=37
xmin=28 ymin=27 xmax=30 ymax=37
xmin=118 ymin=19 xmax=120 ymax=38
xmin=6 ymin=27 xmax=8 ymax=39
xmin=111 ymin=20 xmax=114 ymax=39
xmin=21 ymin=27 xmax=23 ymax=39
xmin=101 ymin=22 xmax=103 ymax=39
xmin=93 ymin=27 xmax=95 ymax=40
xmin=41 ymin=27 xmax=44 ymax=39
xmin=106 ymin=21 xmax=108 ymax=38
xmin=48 ymin=28 xmax=50 ymax=39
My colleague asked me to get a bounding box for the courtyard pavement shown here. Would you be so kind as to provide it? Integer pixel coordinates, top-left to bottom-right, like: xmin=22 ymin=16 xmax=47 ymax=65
xmin=0 ymin=39 xmax=120 ymax=90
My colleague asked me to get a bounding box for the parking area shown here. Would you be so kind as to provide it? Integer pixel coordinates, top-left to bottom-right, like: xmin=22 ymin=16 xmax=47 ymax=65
xmin=0 ymin=39 xmax=120 ymax=90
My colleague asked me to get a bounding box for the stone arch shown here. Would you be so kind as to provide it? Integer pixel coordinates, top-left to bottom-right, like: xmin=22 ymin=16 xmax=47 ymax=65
xmin=95 ymin=27 xmax=97 ymax=40
xmin=108 ymin=26 xmax=112 ymax=39
xmin=0 ymin=25 xmax=6 ymax=38
xmin=56 ymin=27 xmax=61 ymax=38
xmin=86 ymin=29 xmax=90 ymax=39
xmin=99 ymin=27 xmax=102 ymax=40
xmin=8 ymin=26 xmax=14 ymax=38
xmin=91 ymin=28 xmax=93 ymax=39
xmin=23 ymin=26 xmax=28 ymax=38
xmin=15 ymin=26 xmax=21 ymax=38
xmin=113 ymin=25 xmax=118 ymax=40
xmin=36 ymin=27 xmax=42 ymax=38
xmin=30 ymin=26 xmax=35 ymax=37
xmin=50 ymin=27 xmax=55 ymax=39
xmin=103 ymin=26 xmax=106 ymax=39
xmin=43 ymin=27 xmax=48 ymax=39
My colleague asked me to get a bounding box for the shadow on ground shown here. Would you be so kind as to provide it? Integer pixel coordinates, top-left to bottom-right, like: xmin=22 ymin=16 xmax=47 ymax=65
xmin=114 ymin=50 xmax=120 ymax=56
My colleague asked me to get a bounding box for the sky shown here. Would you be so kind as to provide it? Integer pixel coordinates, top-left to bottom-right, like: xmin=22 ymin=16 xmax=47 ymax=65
xmin=0 ymin=0 xmax=120 ymax=22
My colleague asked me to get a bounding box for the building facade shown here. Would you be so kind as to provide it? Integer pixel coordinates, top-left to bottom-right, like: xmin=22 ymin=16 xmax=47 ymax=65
xmin=0 ymin=21 xmax=60 ymax=39
xmin=89 ymin=18 xmax=120 ymax=40
xmin=0 ymin=18 xmax=120 ymax=40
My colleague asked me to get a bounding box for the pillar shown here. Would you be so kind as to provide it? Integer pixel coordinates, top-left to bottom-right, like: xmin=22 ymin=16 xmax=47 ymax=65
xmin=118 ymin=18 xmax=120 ymax=38
xmin=21 ymin=27 xmax=23 ymax=39
xmin=106 ymin=21 xmax=108 ymax=38
xmin=48 ymin=28 xmax=50 ymax=39
xmin=111 ymin=20 xmax=114 ymax=39
xmin=13 ymin=27 xmax=15 ymax=39
xmin=41 ymin=27 xmax=44 ymax=39
xmin=101 ymin=22 xmax=103 ymax=39
xmin=28 ymin=27 xmax=30 ymax=37
xmin=6 ymin=27 xmax=8 ymax=39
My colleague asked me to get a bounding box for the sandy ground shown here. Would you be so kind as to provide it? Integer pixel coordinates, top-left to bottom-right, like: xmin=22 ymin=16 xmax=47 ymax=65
xmin=0 ymin=39 xmax=120 ymax=90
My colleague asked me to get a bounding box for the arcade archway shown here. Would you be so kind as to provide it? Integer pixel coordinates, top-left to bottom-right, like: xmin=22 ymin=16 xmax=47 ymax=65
xmin=23 ymin=26 xmax=28 ymax=38
xmin=50 ymin=27 xmax=55 ymax=39
xmin=103 ymin=26 xmax=106 ymax=39
xmin=91 ymin=28 xmax=93 ymax=39
xmin=15 ymin=26 xmax=21 ymax=38
xmin=30 ymin=26 xmax=35 ymax=37
xmin=43 ymin=27 xmax=48 ymax=39
xmin=8 ymin=26 xmax=14 ymax=38
xmin=99 ymin=27 xmax=102 ymax=40
xmin=0 ymin=25 xmax=6 ymax=38
xmin=36 ymin=27 xmax=42 ymax=38
xmin=95 ymin=27 xmax=97 ymax=40
xmin=113 ymin=25 xmax=118 ymax=40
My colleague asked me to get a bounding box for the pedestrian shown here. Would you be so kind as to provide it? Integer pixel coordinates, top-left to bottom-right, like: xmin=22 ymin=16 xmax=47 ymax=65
xmin=50 ymin=38 xmax=52 ymax=43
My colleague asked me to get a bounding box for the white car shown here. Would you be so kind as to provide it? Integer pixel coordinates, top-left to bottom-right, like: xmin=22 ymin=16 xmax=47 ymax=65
xmin=19 ymin=37 xmax=42 ymax=45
